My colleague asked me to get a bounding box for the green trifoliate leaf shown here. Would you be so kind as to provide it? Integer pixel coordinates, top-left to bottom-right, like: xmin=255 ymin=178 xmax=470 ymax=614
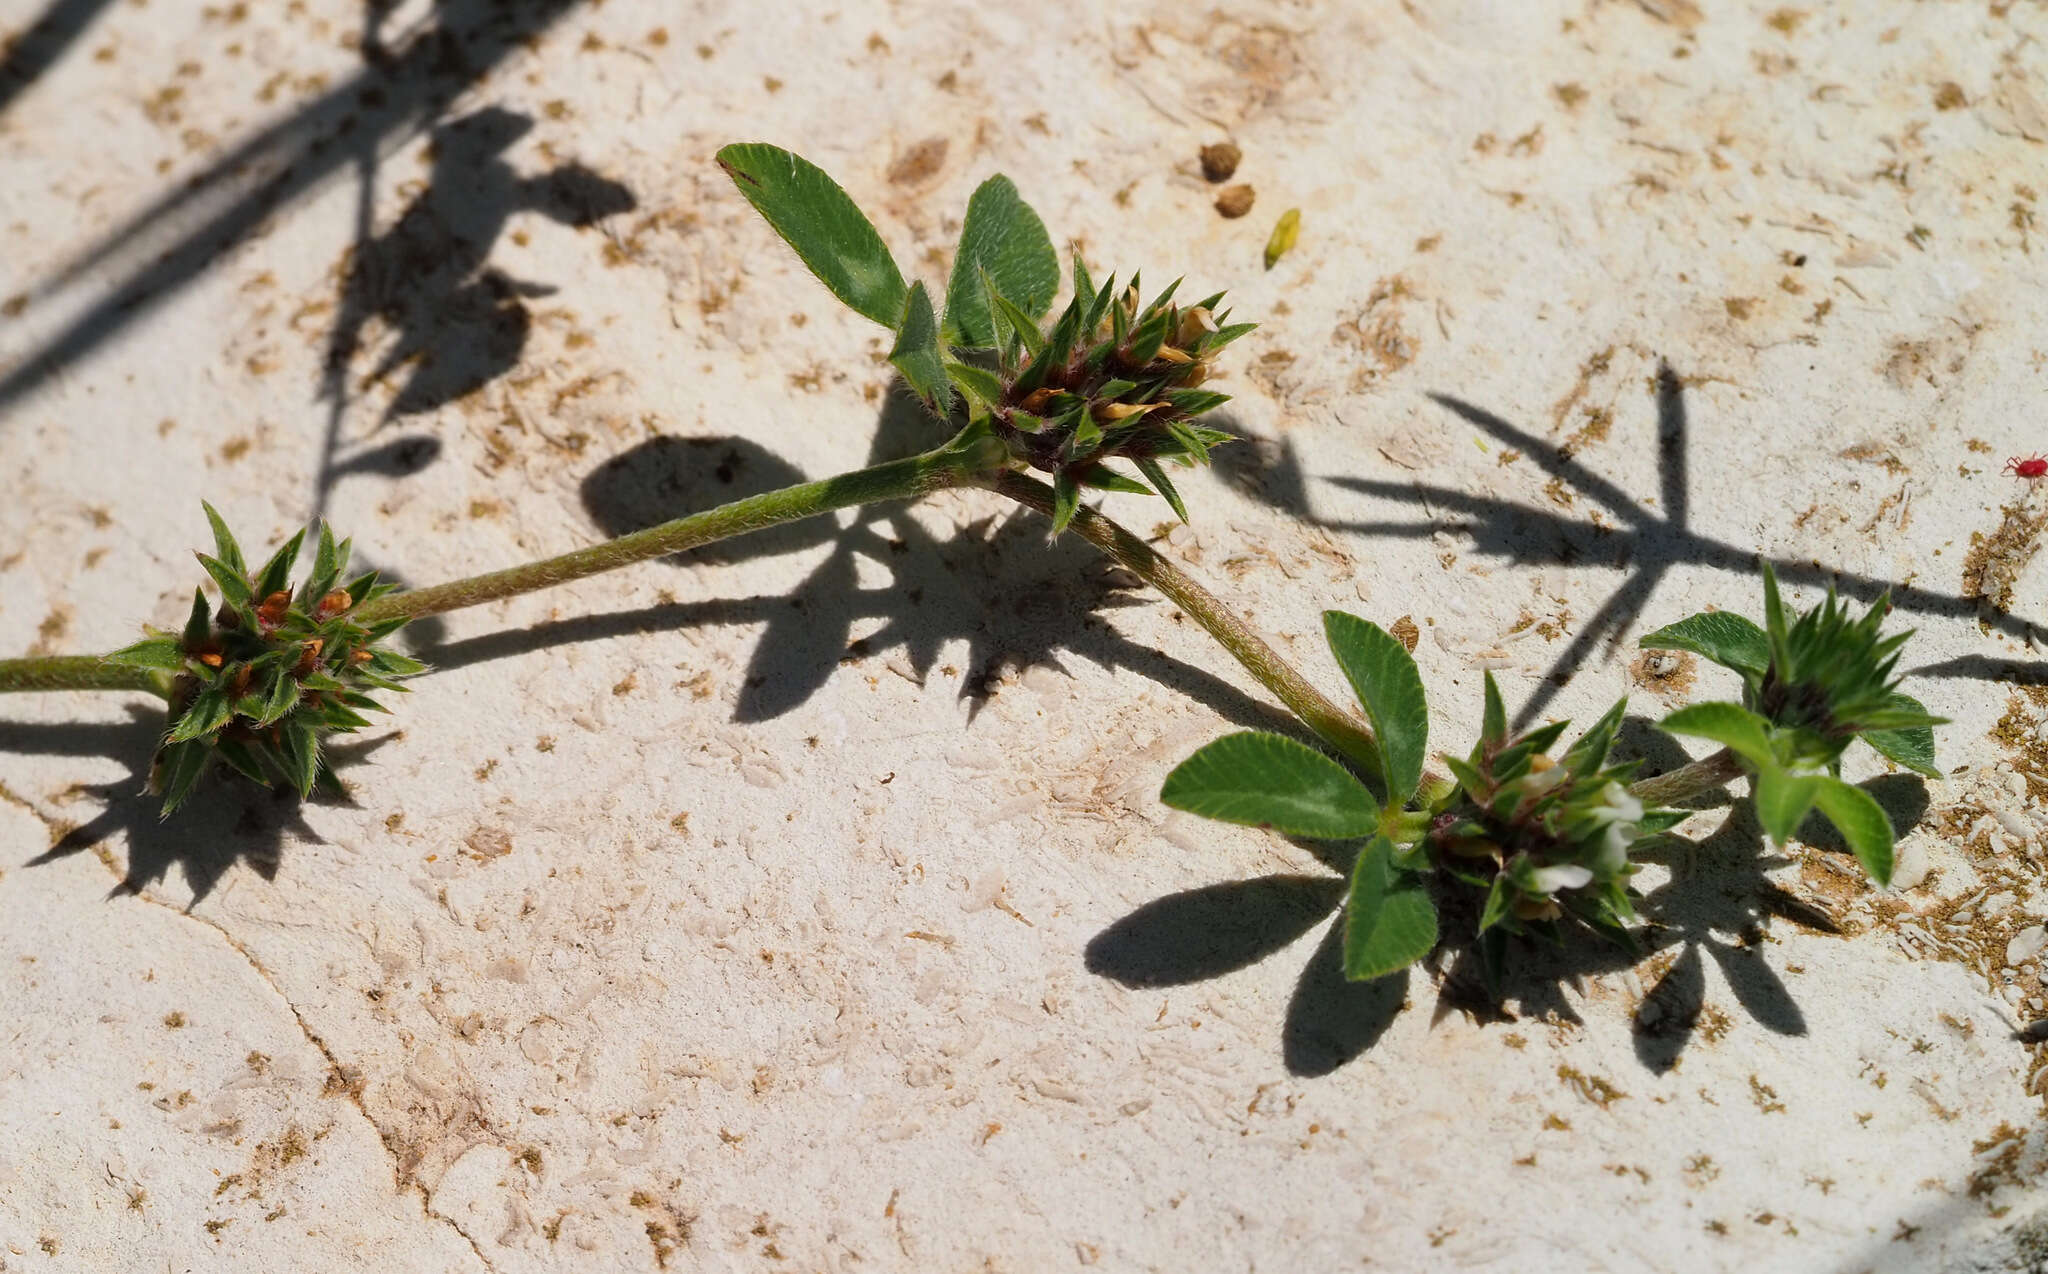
xmin=1810 ymin=777 xmax=1894 ymax=884
xmin=943 ymin=175 xmax=1058 ymax=347
xmin=715 ymin=142 xmax=908 ymax=327
xmin=1323 ymin=611 xmax=1428 ymax=802
xmin=1860 ymin=692 xmax=1940 ymax=777
xmin=1752 ymin=765 xmax=1822 ymax=846
xmin=1344 ymin=835 xmax=1438 ymax=980
xmin=104 ymin=636 xmax=186 ymax=670
xmin=1658 ymin=701 xmax=1777 ymax=770
xmin=1161 ymin=731 xmax=1380 ymax=840
xmin=887 ymin=281 xmax=953 ymax=415
xmin=1639 ymin=610 xmax=1771 ymax=680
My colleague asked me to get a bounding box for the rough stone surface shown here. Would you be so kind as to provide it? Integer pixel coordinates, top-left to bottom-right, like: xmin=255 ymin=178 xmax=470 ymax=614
xmin=4 ymin=1 xmax=2048 ymax=1270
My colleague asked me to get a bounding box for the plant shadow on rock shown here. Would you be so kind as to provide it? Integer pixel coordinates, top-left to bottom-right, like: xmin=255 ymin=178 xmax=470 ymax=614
xmin=1085 ymin=711 xmax=1931 ymax=1078
xmin=424 ymin=388 xmax=1311 ymax=741
xmin=3 ymin=556 xmax=440 ymax=903
xmin=3 ymin=705 xmax=397 ymax=904
xmin=1219 ymin=365 xmax=2038 ymax=725
xmin=315 ymin=105 xmax=635 ymax=513
xmin=0 ymin=0 xmax=592 ymax=423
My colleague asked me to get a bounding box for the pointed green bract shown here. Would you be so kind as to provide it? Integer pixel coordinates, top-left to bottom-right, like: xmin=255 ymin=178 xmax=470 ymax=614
xmin=1639 ymin=610 xmax=1770 ymax=680
xmin=1049 ymin=468 xmax=1081 ymax=535
xmin=104 ymin=636 xmax=185 ymax=670
xmin=201 ymin=501 xmax=244 ymax=575
xmin=887 ymin=281 xmax=952 ymax=415
xmin=1133 ymin=457 xmax=1188 ymax=523
xmin=1811 ymin=777 xmax=1894 ymax=884
xmin=944 ymin=175 xmax=1058 ymax=348
xmin=1344 ymin=836 xmax=1438 ymax=980
xmin=1323 ymin=611 xmax=1427 ymax=802
xmin=1480 ymin=672 xmax=1507 ymax=746
xmin=253 ymin=528 xmax=305 ymax=600
xmin=1161 ymin=731 xmax=1380 ymax=840
xmin=716 ymin=142 xmax=908 ymax=327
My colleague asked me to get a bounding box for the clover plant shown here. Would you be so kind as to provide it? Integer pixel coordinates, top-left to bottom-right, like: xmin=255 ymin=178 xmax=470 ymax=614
xmin=0 ymin=142 xmax=1946 ymax=1008
xmin=1159 ymin=573 xmax=1941 ymax=989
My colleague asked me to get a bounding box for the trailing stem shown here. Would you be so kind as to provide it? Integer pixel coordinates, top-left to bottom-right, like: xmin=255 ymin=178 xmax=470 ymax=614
xmin=976 ymin=470 xmax=1384 ymax=775
xmin=0 ymin=443 xmax=1736 ymax=811
xmin=0 ymin=654 xmax=169 ymax=698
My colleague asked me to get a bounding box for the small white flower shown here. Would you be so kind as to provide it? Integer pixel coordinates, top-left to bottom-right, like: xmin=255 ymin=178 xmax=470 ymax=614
xmin=1529 ymin=863 xmax=1593 ymax=894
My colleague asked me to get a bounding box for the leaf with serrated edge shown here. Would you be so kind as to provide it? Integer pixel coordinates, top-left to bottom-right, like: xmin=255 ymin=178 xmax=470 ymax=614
xmin=1639 ymin=610 xmax=1771 ymax=679
xmin=716 ymin=143 xmax=907 ymax=327
xmin=1344 ymin=836 xmax=1438 ymax=980
xmin=1161 ymin=731 xmax=1379 ymax=840
xmin=1810 ymin=777 xmax=1894 ymax=885
xmin=1323 ymin=612 xmax=1427 ymax=802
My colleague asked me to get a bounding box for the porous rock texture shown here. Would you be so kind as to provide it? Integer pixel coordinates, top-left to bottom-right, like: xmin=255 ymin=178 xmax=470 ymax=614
xmin=4 ymin=1 xmax=2048 ymax=1270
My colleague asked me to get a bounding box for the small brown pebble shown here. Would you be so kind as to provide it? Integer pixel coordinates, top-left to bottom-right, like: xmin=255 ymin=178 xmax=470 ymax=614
xmin=1199 ymin=142 xmax=1241 ymax=183
xmin=1215 ymin=184 xmax=1256 ymax=219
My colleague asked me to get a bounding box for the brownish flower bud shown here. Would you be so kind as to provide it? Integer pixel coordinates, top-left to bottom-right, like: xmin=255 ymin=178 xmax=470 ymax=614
xmin=294 ymin=638 xmax=324 ymax=677
xmin=256 ymin=590 xmax=292 ymax=629
xmin=316 ymin=589 xmax=353 ymax=619
xmin=197 ymin=650 xmax=224 ymax=669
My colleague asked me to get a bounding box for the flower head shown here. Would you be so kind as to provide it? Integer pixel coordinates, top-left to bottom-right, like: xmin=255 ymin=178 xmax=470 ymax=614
xmin=102 ymin=504 xmax=421 ymax=815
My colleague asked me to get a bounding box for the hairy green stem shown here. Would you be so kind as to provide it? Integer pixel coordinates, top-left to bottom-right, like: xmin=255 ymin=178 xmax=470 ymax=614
xmin=356 ymin=446 xmax=984 ymax=623
xmin=0 ymin=655 xmax=170 ymax=698
xmin=1627 ymin=746 xmax=1744 ymax=806
xmin=977 ymin=470 xmax=1385 ymax=775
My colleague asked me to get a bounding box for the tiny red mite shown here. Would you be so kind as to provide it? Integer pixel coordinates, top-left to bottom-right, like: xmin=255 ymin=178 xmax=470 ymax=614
xmin=2005 ymin=454 xmax=2048 ymax=481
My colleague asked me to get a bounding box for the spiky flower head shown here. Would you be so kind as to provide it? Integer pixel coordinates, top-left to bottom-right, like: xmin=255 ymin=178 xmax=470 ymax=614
xmin=1430 ymin=675 xmax=1678 ymax=941
xmin=951 ymin=258 xmax=1253 ymax=533
xmin=101 ymin=504 xmax=422 ymax=815
xmin=1751 ymin=564 xmax=1938 ymax=770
